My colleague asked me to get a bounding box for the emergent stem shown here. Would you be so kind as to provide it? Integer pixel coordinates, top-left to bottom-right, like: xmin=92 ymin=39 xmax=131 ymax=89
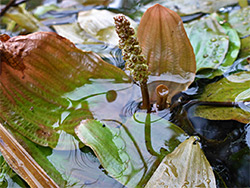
xmin=140 ymin=82 xmax=151 ymax=112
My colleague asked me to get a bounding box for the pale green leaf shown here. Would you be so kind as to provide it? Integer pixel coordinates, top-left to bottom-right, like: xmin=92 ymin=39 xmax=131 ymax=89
xmin=145 ymin=136 xmax=216 ymax=188
xmin=228 ymin=6 xmax=250 ymax=38
xmin=185 ymin=16 xmax=229 ymax=74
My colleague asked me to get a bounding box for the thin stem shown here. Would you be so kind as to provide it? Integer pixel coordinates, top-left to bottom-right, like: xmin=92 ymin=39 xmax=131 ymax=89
xmin=144 ymin=113 xmax=160 ymax=156
xmin=140 ymin=83 xmax=151 ymax=112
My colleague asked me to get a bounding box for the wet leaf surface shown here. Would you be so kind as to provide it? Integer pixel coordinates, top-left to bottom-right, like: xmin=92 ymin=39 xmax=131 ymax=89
xmin=228 ymin=6 xmax=250 ymax=38
xmin=0 ymin=32 xmax=131 ymax=148
xmin=193 ymin=71 xmax=250 ymax=123
xmin=75 ymin=113 xmax=187 ymax=187
xmin=138 ymin=4 xmax=196 ymax=102
xmin=145 ymin=136 xmax=216 ymax=188
xmin=185 ymin=16 xmax=230 ymax=77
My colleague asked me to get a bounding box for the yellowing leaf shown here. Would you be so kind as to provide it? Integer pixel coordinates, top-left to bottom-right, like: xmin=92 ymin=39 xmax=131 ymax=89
xmin=78 ymin=9 xmax=137 ymax=45
xmin=137 ymin=4 xmax=196 ymax=102
xmin=145 ymin=136 xmax=216 ymax=188
xmin=0 ymin=123 xmax=59 ymax=188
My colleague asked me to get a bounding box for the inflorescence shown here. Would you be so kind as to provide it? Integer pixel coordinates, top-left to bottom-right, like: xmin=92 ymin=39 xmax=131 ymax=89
xmin=114 ymin=15 xmax=150 ymax=84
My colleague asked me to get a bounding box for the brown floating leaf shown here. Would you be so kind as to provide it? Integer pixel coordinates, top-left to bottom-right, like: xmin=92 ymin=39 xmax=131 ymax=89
xmin=0 ymin=123 xmax=59 ymax=188
xmin=138 ymin=4 xmax=196 ymax=102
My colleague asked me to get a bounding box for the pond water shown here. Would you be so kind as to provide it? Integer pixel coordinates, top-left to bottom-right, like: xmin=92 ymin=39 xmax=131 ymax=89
xmin=0 ymin=0 xmax=249 ymax=188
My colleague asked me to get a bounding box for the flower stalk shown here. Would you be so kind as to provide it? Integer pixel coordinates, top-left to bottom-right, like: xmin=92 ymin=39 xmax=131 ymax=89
xmin=114 ymin=15 xmax=151 ymax=112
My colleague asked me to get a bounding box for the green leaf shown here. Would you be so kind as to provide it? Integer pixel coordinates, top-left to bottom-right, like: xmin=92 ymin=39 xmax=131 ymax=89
xmin=145 ymin=136 xmax=216 ymax=188
xmin=228 ymin=6 xmax=250 ymax=38
xmin=194 ymin=71 xmax=250 ymax=123
xmin=185 ymin=16 xmax=229 ymax=76
xmin=4 ymin=4 xmax=50 ymax=32
xmin=75 ymin=113 xmax=187 ymax=187
xmin=137 ymin=4 xmax=196 ymax=102
xmin=0 ymin=32 xmax=131 ymax=148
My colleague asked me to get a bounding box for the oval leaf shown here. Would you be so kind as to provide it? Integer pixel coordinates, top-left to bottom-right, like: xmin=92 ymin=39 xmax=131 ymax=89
xmin=75 ymin=113 xmax=187 ymax=187
xmin=0 ymin=32 xmax=130 ymax=148
xmin=137 ymin=4 xmax=196 ymax=102
xmin=145 ymin=136 xmax=216 ymax=188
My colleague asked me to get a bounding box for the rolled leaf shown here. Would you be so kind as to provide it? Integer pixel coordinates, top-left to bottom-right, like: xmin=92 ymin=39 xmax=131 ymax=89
xmin=0 ymin=32 xmax=130 ymax=148
xmin=137 ymin=4 xmax=196 ymax=102
xmin=0 ymin=123 xmax=59 ymax=188
xmin=145 ymin=136 xmax=216 ymax=188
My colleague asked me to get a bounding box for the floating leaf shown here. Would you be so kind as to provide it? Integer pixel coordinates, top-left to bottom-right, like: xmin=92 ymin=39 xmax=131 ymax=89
xmin=185 ymin=15 xmax=229 ymax=77
xmin=140 ymin=0 xmax=238 ymax=16
xmin=228 ymin=6 xmax=250 ymax=38
xmin=0 ymin=123 xmax=59 ymax=187
xmin=194 ymin=14 xmax=241 ymax=79
xmin=145 ymin=136 xmax=216 ymax=188
xmin=75 ymin=113 xmax=187 ymax=187
xmin=53 ymin=23 xmax=98 ymax=44
xmin=193 ymin=71 xmax=250 ymax=123
xmin=0 ymin=32 xmax=130 ymax=148
xmin=137 ymin=4 xmax=196 ymax=102
xmin=77 ymin=9 xmax=137 ymax=45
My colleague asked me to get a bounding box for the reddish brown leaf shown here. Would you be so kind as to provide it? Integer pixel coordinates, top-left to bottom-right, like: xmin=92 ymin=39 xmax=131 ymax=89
xmin=0 ymin=32 xmax=130 ymax=147
xmin=138 ymin=4 xmax=196 ymax=102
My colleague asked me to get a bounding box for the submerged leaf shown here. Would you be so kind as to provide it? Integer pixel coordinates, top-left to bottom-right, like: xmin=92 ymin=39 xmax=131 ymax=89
xmin=194 ymin=71 xmax=250 ymax=123
xmin=0 ymin=32 xmax=130 ymax=148
xmin=0 ymin=123 xmax=59 ymax=188
xmin=137 ymin=4 xmax=196 ymax=102
xmin=145 ymin=136 xmax=216 ymax=188
xmin=75 ymin=113 xmax=187 ymax=187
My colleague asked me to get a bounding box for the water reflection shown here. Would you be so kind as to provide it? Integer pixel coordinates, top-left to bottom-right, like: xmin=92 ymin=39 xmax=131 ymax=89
xmin=47 ymin=131 xmax=123 ymax=187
